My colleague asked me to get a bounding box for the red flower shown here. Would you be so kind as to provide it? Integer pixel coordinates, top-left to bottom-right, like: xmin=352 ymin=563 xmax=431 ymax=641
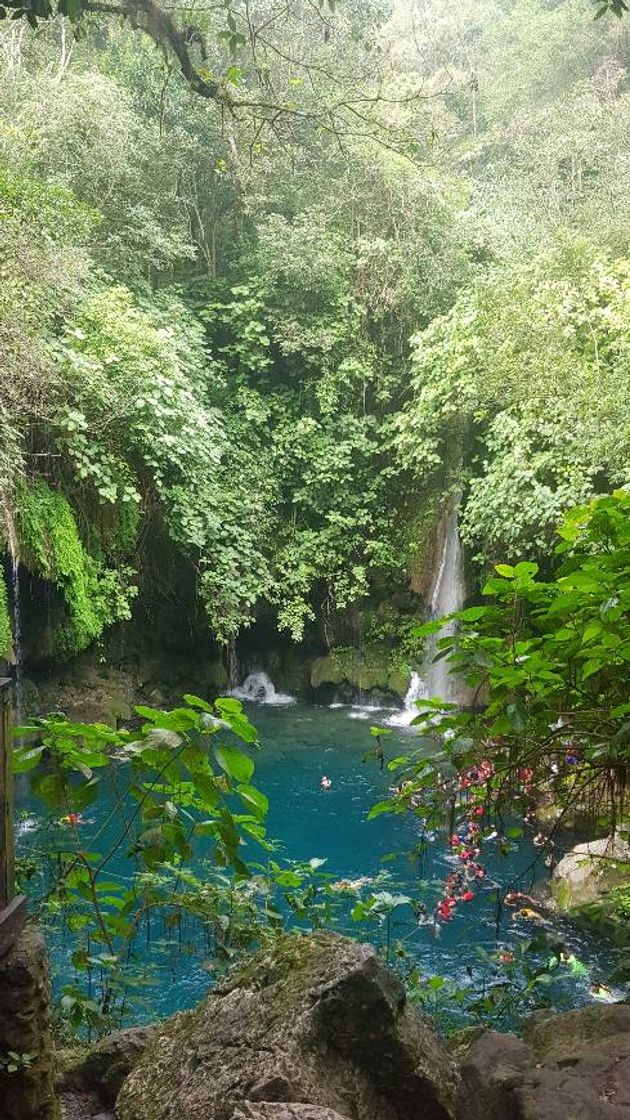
xmin=460 ymin=891 xmax=475 ymax=902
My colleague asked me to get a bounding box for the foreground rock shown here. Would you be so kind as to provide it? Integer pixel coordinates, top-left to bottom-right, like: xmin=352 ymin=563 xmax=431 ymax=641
xmin=60 ymin=1026 xmax=154 ymax=1108
xmin=116 ymin=932 xmax=459 ymax=1120
xmin=459 ymin=1004 xmax=630 ymax=1118
xmin=0 ymin=925 xmax=59 ymax=1120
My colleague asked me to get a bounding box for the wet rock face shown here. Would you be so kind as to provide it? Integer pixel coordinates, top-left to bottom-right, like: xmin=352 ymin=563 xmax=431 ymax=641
xmin=116 ymin=932 xmax=459 ymax=1120
xmin=458 ymin=1004 xmax=630 ymax=1119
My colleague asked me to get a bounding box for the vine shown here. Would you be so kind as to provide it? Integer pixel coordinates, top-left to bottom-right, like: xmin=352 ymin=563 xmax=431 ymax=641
xmin=0 ymin=569 xmax=11 ymax=659
xmin=15 ymin=479 xmax=136 ymax=657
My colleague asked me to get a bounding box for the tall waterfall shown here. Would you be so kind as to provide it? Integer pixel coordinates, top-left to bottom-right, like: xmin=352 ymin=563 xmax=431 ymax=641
xmin=388 ymin=505 xmax=466 ymax=726
xmin=4 ymin=509 xmax=23 ymax=726
xmin=226 ymin=637 xmax=239 ymax=691
xmin=423 ymin=507 xmax=465 ymax=702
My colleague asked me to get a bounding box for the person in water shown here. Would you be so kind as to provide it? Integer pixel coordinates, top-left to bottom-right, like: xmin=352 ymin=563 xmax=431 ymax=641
xmin=320 ymin=775 xmax=332 ymax=791
xmin=512 ymin=906 xmax=546 ymax=923
xmin=60 ymin=812 xmax=83 ymax=827
xmin=504 ymin=890 xmax=537 ymax=907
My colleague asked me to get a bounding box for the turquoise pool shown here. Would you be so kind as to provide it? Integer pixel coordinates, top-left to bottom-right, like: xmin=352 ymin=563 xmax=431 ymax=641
xmin=16 ymin=699 xmax=620 ymax=1028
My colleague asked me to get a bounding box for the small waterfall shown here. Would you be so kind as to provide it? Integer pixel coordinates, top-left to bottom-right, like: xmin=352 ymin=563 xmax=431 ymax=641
xmin=226 ymin=637 xmax=239 ymax=691
xmin=4 ymin=508 xmax=23 ymax=727
xmin=387 ymin=671 xmax=424 ymax=727
xmin=229 ymin=670 xmax=296 ymax=706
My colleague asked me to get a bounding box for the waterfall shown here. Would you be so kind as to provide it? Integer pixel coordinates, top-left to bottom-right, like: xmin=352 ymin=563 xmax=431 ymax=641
xmin=388 ymin=504 xmax=466 ymax=727
xmin=226 ymin=637 xmax=239 ymax=691
xmin=423 ymin=507 xmax=465 ymax=702
xmin=4 ymin=508 xmax=23 ymax=726
xmin=387 ymin=671 xmax=424 ymax=727
xmin=229 ymin=670 xmax=296 ymax=706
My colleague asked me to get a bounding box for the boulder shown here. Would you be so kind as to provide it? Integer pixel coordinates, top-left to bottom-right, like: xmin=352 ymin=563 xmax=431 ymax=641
xmin=524 ymin=1002 xmax=630 ymax=1063
xmin=310 ymin=645 xmax=407 ymax=699
xmin=458 ymin=1005 xmax=630 ymax=1119
xmin=233 ymin=1107 xmax=350 ymax=1120
xmin=551 ymin=836 xmax=630 ymax=911
xmin=116 ymin=932 xmax=459 ymax=1120
xmin=61 ymin=1026 xmax=153 ymax=1108
xmin=0 ymin=925 xmax=59 ymax=1120
xmin=457 ymin=1031 xmax=537 ymax=1120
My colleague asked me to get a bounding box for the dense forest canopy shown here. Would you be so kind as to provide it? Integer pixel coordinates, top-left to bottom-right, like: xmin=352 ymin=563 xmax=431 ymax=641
xmin=1 ymin=0 xmax=630 ymax=662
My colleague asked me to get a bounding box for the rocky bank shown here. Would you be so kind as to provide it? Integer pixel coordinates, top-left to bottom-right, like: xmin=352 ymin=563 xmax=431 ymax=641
xmin=57 ymin=932 xmax=630 ymax=1120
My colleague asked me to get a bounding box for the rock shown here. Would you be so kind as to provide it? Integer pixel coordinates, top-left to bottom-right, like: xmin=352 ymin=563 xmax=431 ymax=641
xmin=513 ymin=1066 xmax=618 ymax=1119
xmin=524 ymin=1002 xmax=630 ymax=1063
xmin=0 ymin=924 xmax=59 ymax=1120
xmin=233 ymin=1106 xmax=350 ymax=1120
xmin=63 ymin=1026 xmax=153 ymax=1108
xmin=551 ymin=835 xmax=630 ymax=911
xmin=116 ymin=932 xmax=459 ymax=1120
xmin=458 ymin=1006 xmax=630 ymax=1119
xmin=310 ymin=645 xmax=407 ymax=699
xmin=457 ymin=1031 xmax=537 ymax=1120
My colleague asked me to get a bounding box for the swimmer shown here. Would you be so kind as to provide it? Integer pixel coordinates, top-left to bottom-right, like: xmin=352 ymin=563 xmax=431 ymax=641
xmin=320 ymin=775 xmax=332 ymax=791
xmin=591 ymin=980 xmax=614 ymax=1001
xmin=560 ymin=949 xmax=588 ymax=976
xmin=504 ymin=890 xmax=536 ymax=907
xmin=60 ymin=812 xmax=83 ymax=827
xmin=512 ymin=906 xmax=545 ymax=923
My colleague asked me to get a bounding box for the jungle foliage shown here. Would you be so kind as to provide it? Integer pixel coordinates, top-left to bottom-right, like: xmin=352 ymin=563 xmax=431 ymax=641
xmin=1 ymin=0 xmax=630 ymax=660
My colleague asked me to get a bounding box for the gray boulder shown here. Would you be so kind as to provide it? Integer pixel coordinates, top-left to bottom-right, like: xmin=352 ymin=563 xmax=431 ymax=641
xmin=551 ymin=836 xmax=630 ymax=911
xmin=458 ymin=1004 xmax=630 ymax=1119
xmin=116 ymin=932 xmax=459 ymax=1120
xmin=62 ymin=1026 xmax=153 ymax=1108
xmin=233 ymin=1106 xmax=350 ymax=1120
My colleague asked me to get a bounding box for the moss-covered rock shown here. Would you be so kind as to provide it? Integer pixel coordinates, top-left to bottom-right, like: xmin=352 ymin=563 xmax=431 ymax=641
xmin=523 ymin=1003 xmax=630 ymax=1063
xmin=310 ymin=644 xmax=408 ymax=698
xmin=116 ymin=931 xmax=459 ymax=1120
xmin=551 ymin=836 xmax=630 ymax=910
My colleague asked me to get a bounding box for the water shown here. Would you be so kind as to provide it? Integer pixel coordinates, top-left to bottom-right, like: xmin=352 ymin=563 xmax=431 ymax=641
xmin=16 ymin=700 xmax=618 ymax=1027
xmin=424 ymin=507 xmax=465 ymax=703
xmin=388 ymin=506 xmax=466 ymax=727
xmin=230 ymin=670 xmax=296 ymax=706
xmin=4 ymin=508 xmax=23 ymax=726
xmin=227 ymin=637 xmax=239 ymax=690
xmin=387 ymin=672 xmax=424 ymax=728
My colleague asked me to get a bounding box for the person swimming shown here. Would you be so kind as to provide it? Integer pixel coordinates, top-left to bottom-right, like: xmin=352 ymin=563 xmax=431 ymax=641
xmin=60 ymin=812 xmax=83 ymax=827
xmin=504 ymin=890 xmax=537 ymax=907
xmin=512 ymin=906 xmax=546 ymax=923
xmin=320 ymin=775 xmax=332 ymax=791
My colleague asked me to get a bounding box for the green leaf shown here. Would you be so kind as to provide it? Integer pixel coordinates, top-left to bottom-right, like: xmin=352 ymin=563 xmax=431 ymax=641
xmin=215 ymin=745 xmax=255 ymax=783
xmin=237 ymin=784 xmax=268 ymax=819
xmin=495 ymin=564 xmax=515 ymax=578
